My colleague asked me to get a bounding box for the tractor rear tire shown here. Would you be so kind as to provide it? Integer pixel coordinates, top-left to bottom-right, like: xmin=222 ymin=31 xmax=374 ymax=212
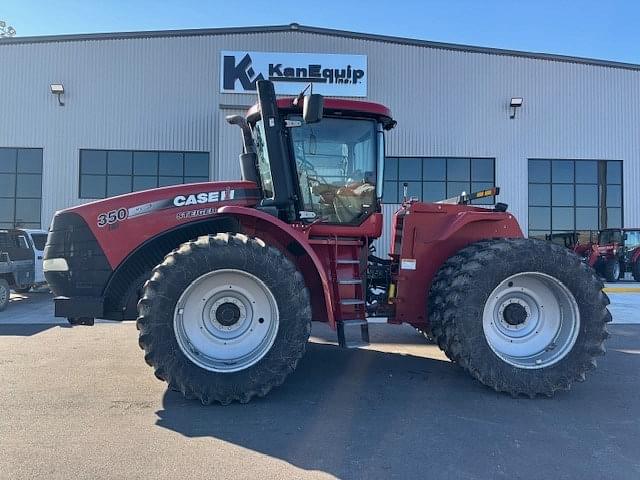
xmin=602 ymin=258 xmax=621 ymax=282
xmin=429 ymin=238 xmax=611 ymax=397
xmin=0 ymin=279 xmax=9 ymax=311
xmin=137 ymin=233 xmax=312 ymax=405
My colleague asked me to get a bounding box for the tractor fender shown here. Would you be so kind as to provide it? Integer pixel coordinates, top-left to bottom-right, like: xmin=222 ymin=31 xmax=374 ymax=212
xmin=217 ymin=205 xmax=335 ymax=327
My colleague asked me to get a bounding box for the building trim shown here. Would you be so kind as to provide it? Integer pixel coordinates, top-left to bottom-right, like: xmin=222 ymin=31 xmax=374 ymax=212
xmin=1 ymin=23 xmax=639 ymax=71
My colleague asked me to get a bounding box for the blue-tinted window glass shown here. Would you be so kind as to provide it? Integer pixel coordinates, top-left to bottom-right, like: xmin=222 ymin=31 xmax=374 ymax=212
xmin=81 ymin=150 xmax=107 ymax=175
xmin=606 ymin=208 xmax=622 ymax=228
xmin=606 ymin=162 xmax=622 ymax=184
xmin=529 ymin=184 xmax=550 ymax=206
xmin=447 ymin=158 xmax=470 ymax=181
xmin=0 ymin=174 xmax=15 ymax=196
xmin=605 ymin=185 xmax=622 ymax=207
xmin=423 ymin=158 xmax=446 ymax=181
xmin=133 ymin=176 xmax=158 ymax=191
xmin=159 ymin=176 xmax=182 ymax=187
xmin=552 ymin=207 xmax=574 ymax=230
xmin=575 ymin=161 xmax=598 ymax=183
xmin=576 ymin=184 xmax=598 ymax=207
xmin=108 ymin=151 xmax=132 ymax=175
xmin=576 ymin=208 xmax=598 ymax=230
xmin=107 ymin=176 xmax=132 ymax=197
xmin=382 ymin=181 xmax=398 ymax=203
xmin=447 ymin=181 xmax=470 ymax=197
xmin=16 ymin=175 xmax=42 ymax=197
xmin=0 ymin=148 xmax=16 ymax=173
xmin=15 ymin=199 xmax=40 ymax=224
xmin=529 ymin=207 xmax=551 ymax=230
xmin=384 ymin=157 xmax=398 ymax=181
xmin=159 ymin=152 xmax=184 ymax=176
xmin=80 ymin=175 xmax=105 ymax=198
xmin=423 ymin=182 xmax=446 ymax=202
xmin=133 ymin=152 xmax=158 ymax=175
xmin=185 ymin=153 xmax=209 ymax=177
xmin=552 ymin=184 xmax=574 ymax=206
xmin=552 ymin=160 xmax=574 ymax=183
xmin=471 ymin=158 xmax=494 ymax=182
xmin=398 ymin=158 xmax=421 ymax=180
xmin=0 ymin=198 xmax=14 ymax=222
xmin=17 ymin=149 xmax=43 ymax=173
xmin=529 ymin=160 xmax=550 ymax=183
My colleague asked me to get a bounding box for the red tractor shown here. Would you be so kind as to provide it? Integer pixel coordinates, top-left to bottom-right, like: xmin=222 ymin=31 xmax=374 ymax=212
xmin=44 ymin=81 xmax=610 ymax=404
xmin=588 ymin=228 xmax=640 ymax=282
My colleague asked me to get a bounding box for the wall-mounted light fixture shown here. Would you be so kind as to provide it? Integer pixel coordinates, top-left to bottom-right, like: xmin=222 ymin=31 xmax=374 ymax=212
xmin=50 ymin=83 xmax=65 ymax=106
xmin=509 ymin=97 xmax=523 ymax=119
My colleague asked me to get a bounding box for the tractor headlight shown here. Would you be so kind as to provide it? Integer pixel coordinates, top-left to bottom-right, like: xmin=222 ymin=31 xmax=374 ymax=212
xmin=43 ymin=258 xmax=69 ymax=272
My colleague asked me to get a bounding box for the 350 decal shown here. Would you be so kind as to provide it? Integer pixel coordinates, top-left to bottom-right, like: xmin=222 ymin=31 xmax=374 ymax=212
xmin=97 ymin=208 xmax=128 ymax=227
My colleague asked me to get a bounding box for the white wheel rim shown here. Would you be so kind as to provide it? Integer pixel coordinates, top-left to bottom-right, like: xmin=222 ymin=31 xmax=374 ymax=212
xmin=173 ymin=269 xmax=279 ymax=373
xmin=482 ymin=272 xmax=580 ymax=369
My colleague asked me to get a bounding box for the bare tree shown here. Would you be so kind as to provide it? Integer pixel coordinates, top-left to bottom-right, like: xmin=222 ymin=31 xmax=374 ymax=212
xmin=0 ymin=20 xmax=16 ymax=38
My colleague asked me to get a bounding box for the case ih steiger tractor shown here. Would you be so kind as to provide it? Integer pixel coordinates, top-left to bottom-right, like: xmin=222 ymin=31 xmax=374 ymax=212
xmin=44 ymin=81 xmax=611 ymax=404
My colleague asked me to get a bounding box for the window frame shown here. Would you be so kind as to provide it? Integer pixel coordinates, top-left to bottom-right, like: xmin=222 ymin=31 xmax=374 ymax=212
xmin=0 ymin=147 xmax=44 ymax=229
xmin=527 ymin=158 xmax=624 ymax=238
xmin=382 ymin=156 xmax=496 ymax=205
xmin=79 ymin=149 xmax=211 ymax=200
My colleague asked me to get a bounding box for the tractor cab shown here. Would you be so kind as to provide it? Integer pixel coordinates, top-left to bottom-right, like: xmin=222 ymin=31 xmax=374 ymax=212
xmin=229 ymin=80 xmax=394 ymax=230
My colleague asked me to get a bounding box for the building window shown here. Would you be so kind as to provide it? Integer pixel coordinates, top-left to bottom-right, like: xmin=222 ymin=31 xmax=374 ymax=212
xmin=528 ymin=159 xmax=623 ymax=239
xmin=0 ymin=147 xmax=43 ymax=228
xmin=79 ymin=149 xmax=210 ymax=199
xmin=383 ymin=157 xmax=495 ymax=204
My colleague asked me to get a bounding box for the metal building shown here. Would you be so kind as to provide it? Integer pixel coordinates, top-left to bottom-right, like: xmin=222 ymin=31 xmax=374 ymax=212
xmin=1 ymin=24 xmax=638 ymax=256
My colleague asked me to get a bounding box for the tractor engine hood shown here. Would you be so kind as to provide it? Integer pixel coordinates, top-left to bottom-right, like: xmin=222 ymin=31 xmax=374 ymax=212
xmin=49 ymin=180 xmax=261 ymax=269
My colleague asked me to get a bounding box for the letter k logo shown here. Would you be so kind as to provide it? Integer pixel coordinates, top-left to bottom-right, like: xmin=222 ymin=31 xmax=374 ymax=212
xmin=223 ymin=54 xmax=265 ymax=91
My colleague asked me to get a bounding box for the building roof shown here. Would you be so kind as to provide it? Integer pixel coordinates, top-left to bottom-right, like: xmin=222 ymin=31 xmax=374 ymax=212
xmin=1 ymin=23 xmax=639 ymax=71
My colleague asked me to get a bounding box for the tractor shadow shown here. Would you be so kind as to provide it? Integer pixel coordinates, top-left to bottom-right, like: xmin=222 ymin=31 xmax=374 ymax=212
xmin=154 ymin=325 xmax=640 ymax=479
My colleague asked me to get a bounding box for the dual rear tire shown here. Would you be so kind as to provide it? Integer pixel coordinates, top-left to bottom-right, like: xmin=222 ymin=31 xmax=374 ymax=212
xmin=429 ymin=238 xmax=611 ymax=397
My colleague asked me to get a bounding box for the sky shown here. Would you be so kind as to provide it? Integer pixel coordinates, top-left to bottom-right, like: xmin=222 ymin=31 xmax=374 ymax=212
xmin=2 ymin=0 xmax=640 ymax=64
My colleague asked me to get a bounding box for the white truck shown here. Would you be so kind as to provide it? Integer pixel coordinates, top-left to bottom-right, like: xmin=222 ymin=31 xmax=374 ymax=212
xmin=0 ymin=228 xmax=48 ymax=311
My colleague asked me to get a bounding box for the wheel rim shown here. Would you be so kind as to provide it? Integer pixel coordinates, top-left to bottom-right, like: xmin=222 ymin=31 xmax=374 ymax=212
xmin=482 ymin=272 xmax=580 ymax=369
xmin=173 ymin=269 xmax=279 ymax=373
xmin=0 ymin=285 xmax=7 ymax=304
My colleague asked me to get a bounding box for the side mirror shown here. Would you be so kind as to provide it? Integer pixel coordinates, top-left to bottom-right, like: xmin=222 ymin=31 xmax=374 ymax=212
xmin=303 ymin=94 xmax=324 ymax=124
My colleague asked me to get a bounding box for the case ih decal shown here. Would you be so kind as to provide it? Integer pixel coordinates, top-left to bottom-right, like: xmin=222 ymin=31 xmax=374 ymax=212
xmin=97 ymin=188 xmax=259 ymax=227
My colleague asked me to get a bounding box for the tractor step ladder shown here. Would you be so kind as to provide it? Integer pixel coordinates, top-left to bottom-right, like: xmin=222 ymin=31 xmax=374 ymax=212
xmin=327 ymin=239 xmax=369 ymax=349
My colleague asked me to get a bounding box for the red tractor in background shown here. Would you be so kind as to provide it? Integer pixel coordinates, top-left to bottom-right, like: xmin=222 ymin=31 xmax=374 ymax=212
xmin=587 ymin=228 xmax=640 ymax=282
xmin=44 ymin=80 xmax=610 ymax=404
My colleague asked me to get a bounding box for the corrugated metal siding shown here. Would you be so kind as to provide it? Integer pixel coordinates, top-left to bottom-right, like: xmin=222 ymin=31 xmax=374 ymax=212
xmin=374 ymin=203 xmax=402 ymax=258
xmin=1 ymin=30 xmax=639 ymax=230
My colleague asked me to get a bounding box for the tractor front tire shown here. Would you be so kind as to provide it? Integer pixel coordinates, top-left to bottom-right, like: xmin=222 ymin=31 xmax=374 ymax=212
xmin=0 ymin=279 xmax=9 ymax=311
xmin=137 ymin=233 xmax=312 ymax=405
xmin=429 ymin=238 xmax=611 ymax=397
xmin=602 ymin=258 xmax=621 ymax=282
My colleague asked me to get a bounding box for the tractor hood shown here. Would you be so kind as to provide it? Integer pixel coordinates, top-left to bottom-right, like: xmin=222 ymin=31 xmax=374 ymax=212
xmin=49 ymin=180 xmax=261 ymax=268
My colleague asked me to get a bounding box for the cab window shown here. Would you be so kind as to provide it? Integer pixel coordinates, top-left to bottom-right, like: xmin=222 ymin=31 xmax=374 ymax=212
xmin=290 ymin=117 xmax=377 ymax=224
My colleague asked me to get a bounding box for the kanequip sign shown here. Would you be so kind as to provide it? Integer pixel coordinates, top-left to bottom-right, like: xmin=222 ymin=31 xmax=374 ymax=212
xmin=221 ymin=51 xmax=367 ymax=97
